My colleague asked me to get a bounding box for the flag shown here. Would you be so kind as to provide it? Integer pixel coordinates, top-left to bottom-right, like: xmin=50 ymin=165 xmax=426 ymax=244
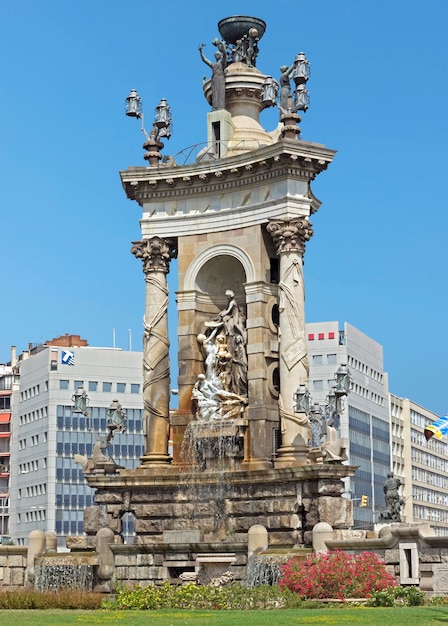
xmin=424 ymin=415 xmax=448 ymax=441
xmin=61 ymin=350 xmax=75 ymax=366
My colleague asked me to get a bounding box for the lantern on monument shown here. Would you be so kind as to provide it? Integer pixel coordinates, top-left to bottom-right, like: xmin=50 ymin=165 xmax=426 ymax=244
xmin=106 ymin=399 xmax=127 ymax=435
xmin=294 ymin=383 xmax=311 ymax=414
xmin=154 ymin=98 xmax=172 ymax=139
xmin=261 ymin=76 xmax=279 ymax=108
xmin=291 ymin=52 xmax=310 ymax=86
xmin=72 ymin=387 xmax=89 ymax=416
xmin=294 ymin=84 xmax=310 ymax=112
xmin=334 ymin=363 xmax=352 ymax=397
xmin=125 ymin=89 xmax=143 ymax=118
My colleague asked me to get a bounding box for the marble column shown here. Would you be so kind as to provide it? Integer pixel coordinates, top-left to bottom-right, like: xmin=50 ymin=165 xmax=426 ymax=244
xmin=131 ymin=237 xmax=177 ymax=465
xmin=267 ymin=218 xmax=313 ymax=465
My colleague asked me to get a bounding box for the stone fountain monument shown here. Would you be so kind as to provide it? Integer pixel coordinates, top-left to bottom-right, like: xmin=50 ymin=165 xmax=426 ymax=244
xmin=75 ymin=15 xmax=356 ymax=588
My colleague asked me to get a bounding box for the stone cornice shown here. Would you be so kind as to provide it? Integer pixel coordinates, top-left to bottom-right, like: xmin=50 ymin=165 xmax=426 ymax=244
xmin=120 ymin=138 xmax=336 ymax=205
xmin=85 ymin=462 xmax=356 ymax=489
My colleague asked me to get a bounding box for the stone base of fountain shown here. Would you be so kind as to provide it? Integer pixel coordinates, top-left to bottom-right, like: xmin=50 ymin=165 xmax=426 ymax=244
xmin=77 ymin=461 xmax=355 ymax=585
xmin=34 ymin=553 xmax=97 ymax=591
xmin=186 ymin=418 xmax=247 ymax=470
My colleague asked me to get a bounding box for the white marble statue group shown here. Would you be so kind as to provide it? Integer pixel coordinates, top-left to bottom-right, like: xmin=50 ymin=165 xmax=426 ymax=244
xmin=192 ymin=290 xmax=248 ymax=421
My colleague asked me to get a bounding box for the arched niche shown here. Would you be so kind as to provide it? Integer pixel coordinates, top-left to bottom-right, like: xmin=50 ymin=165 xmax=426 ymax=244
xmin=184 ymin=244 xmax=255 ymax=295
xmin=195 ymin=255 xmax=246 ymax=296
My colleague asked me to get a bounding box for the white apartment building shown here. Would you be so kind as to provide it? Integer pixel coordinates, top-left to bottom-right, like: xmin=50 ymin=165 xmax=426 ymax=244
xmin=10 ymin=337 xmax=144 ymax=547
xmin=307 ymin=321 xmax=390 ymax=528
xmin=390 ymin=395 xmax=448 ymax=535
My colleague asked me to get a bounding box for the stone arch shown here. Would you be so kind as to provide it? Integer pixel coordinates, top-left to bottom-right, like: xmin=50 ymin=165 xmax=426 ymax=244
xmin=184 ymin=244 xmax=255 ymax=293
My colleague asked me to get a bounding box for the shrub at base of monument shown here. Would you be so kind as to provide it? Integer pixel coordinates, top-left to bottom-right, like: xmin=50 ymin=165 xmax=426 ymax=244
xmin=278 ymin=550 xmax=397 ymax=601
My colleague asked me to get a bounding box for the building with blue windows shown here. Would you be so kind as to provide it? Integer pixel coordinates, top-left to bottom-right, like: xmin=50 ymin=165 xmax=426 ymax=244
xmin=9 ymin=335 xmax=144 ymax=547
xmin=390 ymin=395 xmax=448 ymax=535
xmin=306 ymin=321 xmax=390 ymax=529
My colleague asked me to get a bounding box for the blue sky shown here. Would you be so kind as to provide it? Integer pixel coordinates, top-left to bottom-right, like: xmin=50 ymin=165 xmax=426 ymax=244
xmin=1 ymin=1 xmax=447 ymax=415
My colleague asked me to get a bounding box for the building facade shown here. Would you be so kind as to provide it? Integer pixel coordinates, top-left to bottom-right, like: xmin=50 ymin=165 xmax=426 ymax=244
xmin=0 ymin=351 xmax=18 ymax=544
xmin=9 ymin=336 xmax=144 ymax=547
xmin=390 ymin=395 xmax=448 ymax=535
xmin=307 ymin=321 xmax=390 ymax=528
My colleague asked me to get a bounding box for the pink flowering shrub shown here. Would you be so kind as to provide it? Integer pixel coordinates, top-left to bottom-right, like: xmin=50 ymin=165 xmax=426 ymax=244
xmin=278 ymin=550 xmax=397 ymax=600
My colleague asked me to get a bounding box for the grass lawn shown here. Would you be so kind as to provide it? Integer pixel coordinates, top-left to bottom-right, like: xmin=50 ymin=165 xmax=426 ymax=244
xmin=1 ymin=607 xmax=448 ymax=625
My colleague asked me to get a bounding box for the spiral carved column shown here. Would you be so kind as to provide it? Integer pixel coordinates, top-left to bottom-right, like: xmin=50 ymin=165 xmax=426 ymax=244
xmin=131 ymin=237 xmax=177 ymax=465
xmin=267 ymin=218 xmax=313 ymax=465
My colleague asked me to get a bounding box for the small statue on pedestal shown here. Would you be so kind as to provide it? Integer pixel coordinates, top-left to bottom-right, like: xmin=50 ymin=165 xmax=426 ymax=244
xmin=380 ymin=472 xmax=404 ymax=522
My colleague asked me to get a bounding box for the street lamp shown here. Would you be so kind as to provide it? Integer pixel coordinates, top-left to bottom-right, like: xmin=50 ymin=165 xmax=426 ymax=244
xmin=293 ymin=383 xmax=311 ymax=414
xmin=154 ymin=98 xmax=172 ymax=139
xmin=294 ymin=364 xmax=352 ymax=449
xmin=125 ymin=89 xmax=172 ymax=165
xmin=293 ymin=84 xmax=310 ymax=112
xmin=279 ymin=51 xmax=311 ymax=115
xmin=106 ymin=399 xmax=127 ymax=446
xmin=291 ymin=52 xmax=310 ymax=113
xmin=72 ymin=387 xmax=89 ymax=416
xmin=125 ymin=88 xmax=143 ymax=119
xmin=291 ymin=52 xmax=310 ymax=86
xmin=334 ymin=363 xmax=352 ymax=397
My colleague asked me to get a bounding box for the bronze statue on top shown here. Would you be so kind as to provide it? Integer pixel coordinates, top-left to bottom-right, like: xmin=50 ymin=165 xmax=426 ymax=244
xmin=198 ymin=43 xmax=227 ymax=110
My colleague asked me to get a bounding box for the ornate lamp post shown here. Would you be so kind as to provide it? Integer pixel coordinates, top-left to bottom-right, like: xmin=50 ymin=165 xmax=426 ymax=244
xmin=125 ymin=90 xmax=172 ymax=165
xmin=294 ymin=364 xmax=352 ymax=461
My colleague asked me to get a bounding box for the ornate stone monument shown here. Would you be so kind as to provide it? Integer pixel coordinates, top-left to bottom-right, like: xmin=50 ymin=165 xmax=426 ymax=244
xmin=80 ymin=15 xmax=356 ymax=586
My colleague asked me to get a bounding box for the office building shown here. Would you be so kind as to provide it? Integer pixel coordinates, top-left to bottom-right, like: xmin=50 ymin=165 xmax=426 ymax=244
xmin=390 ymin=395 xmax=448 ymax=535
xmin=9 ymin=335 xmax=144 ymax=547
xmin=307 ymin=321 xmax=390 ymax=528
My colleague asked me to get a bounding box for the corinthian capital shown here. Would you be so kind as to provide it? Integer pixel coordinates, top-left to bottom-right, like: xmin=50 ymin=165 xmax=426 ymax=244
xmin=131 ymin=237 xmax=177 ymax=274
xmin=267 ymin=218 xmax=313 ymax=254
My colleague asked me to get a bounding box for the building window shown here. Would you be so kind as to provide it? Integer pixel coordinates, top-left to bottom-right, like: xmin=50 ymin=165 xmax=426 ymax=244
xmin=0 ymin=397 xmax=10 ymax=410
xmin=88 ymin=381 xmax=98 ymax=392
xmin=312 ymin=355 xmax=323 ymax=365
xmin=59 ymin=380 xmax=69 ymax=390
xmin=313 ymin=380 xmax=323 ymax=391
xmin=131 ymin=384 xmax=140 ymax=394
xmin=318 ymin=333 xmax=325 ymax=340
xmin=328 ymin=332 xmax=335 ymax=339
xmin=327 ymin=354 xmax=337 ymax=365
xmin=308 ymin=334 xmax=315 ymax=341
xmin=117 ymin=383 xmax=126 ymax=393
xmin=103 ymin=382 xmax=112 ymax=393
xmin=74 ymin=380 xmax=84 ymax=390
